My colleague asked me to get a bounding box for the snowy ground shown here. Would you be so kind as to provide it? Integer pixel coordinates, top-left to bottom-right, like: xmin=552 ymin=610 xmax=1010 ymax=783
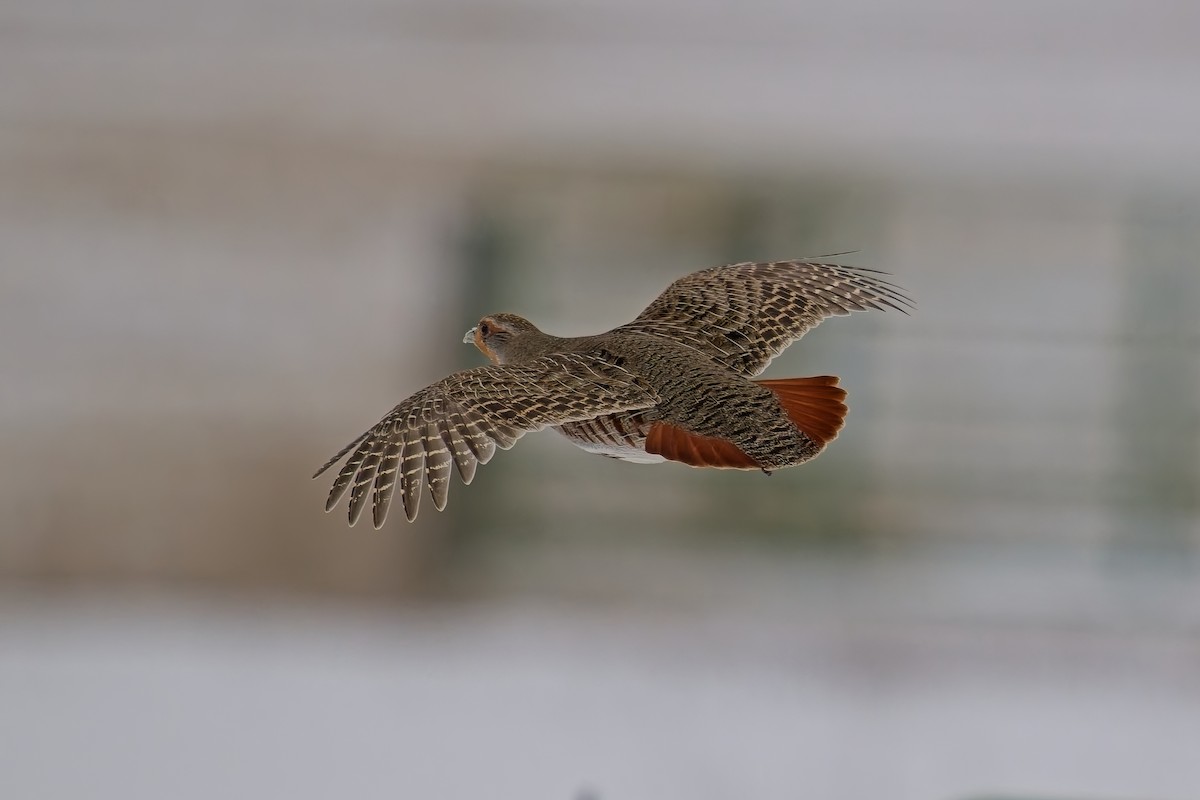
xmin=2 ymin=586 xmax=1197 ymax=800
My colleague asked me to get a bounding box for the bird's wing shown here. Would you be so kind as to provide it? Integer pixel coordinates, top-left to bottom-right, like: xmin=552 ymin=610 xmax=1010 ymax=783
xmin=313 ymin=353 xmax=658 ymax=526
xmin=616 ymin=261 xmax=912 ymax=376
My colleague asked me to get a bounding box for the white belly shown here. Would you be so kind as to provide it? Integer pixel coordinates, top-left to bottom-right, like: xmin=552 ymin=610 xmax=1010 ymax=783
xmin=566 ymin=438 xmax=666 ymax=464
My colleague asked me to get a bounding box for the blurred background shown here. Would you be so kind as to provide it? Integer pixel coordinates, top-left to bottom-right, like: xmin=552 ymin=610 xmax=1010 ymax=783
xmin=2 ymin=1 xmax=1199 ymax=798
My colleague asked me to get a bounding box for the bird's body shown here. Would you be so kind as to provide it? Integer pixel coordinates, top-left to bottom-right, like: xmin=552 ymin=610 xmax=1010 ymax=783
xmin=315 ymin=261 xmax=911 ymax=526
xmin=546 ymin=332 xmax=832 ymax=470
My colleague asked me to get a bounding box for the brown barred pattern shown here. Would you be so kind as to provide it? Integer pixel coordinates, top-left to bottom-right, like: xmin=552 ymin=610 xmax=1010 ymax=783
xmin=554 ymin=408 xmax=661 ymax=460
xmin=313 ymin=353 xmax=657 ymax=526
xmin=617 ymin=262 xmax=912 ymax=376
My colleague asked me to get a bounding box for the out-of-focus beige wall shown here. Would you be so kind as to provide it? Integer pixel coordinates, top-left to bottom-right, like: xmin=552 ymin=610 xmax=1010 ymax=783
xmin=0 ymin=126 xmax=473 ymax=592
xmin=2 ymin=0 xmax=1198 ymax=604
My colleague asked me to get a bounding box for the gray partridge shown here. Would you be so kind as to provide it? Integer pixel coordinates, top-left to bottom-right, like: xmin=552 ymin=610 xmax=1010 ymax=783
xmin=315 ymin=261 xmax=911 ymax=526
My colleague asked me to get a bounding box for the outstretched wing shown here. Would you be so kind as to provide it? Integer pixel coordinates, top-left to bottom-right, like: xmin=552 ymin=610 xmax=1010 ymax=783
xmin=616 ymin=261 xmax=912 ymax=376
xmin=313 ymin=353 xmax=657 ymax=527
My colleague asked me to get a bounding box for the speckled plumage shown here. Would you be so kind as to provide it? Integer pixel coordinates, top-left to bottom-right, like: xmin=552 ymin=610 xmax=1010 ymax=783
xmin=315 ymin=260 xmax=911 ymax=526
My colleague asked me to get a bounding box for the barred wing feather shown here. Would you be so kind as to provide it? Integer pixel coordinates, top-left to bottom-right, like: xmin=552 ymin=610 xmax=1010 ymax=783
xmin=313 ymin=353 xmax=657 ymax=526
xmin=618 ymin=261 xmax=912 ymax=376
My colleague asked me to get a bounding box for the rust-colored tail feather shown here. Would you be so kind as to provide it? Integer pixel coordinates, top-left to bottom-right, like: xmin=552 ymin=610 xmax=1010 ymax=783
xmin=756 ymin=375 xmax=847 ymax=446
xmin=644 ymin=375 xmax=848 ymax=470
xmin=644 ymin=423 xmax=762 ymax=469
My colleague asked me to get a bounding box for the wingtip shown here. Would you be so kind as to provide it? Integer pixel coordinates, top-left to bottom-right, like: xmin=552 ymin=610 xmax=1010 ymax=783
xmin=313 ymin=430 xmax=371 ymax=480
xmin=347 ymin=493 xmax=369 ymax=528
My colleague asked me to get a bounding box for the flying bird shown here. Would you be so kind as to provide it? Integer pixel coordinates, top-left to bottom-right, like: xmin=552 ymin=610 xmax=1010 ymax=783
xmin=315 ymin=260 xmax=911 ymax=526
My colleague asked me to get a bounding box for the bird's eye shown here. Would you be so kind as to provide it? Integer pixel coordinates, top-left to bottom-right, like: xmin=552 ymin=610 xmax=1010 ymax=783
xmin=479 ymin=322 xmax=491 ymax=337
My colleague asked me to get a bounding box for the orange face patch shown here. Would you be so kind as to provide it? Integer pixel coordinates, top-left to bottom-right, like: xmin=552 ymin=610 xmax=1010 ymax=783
xmin=473 ymin=324 xmax=500 ymax=364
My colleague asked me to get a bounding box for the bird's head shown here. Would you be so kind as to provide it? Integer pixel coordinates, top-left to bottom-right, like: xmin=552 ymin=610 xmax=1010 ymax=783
xmin=463 ymin=313 xmax=544 ymax=364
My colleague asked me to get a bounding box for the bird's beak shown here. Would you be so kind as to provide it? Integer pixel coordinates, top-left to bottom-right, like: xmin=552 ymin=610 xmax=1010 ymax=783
xmin=462 ymin=327 xmax=476 ymax=344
